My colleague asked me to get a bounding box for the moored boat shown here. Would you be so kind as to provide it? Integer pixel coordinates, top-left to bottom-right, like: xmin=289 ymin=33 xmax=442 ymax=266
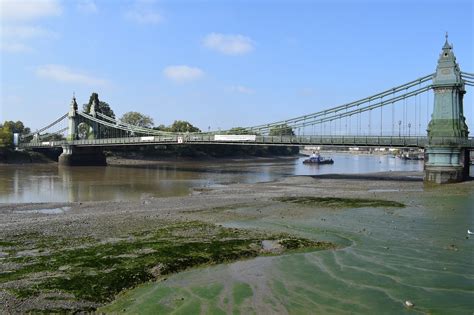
xmin=303 ymin=156 xmax=334 ymax=164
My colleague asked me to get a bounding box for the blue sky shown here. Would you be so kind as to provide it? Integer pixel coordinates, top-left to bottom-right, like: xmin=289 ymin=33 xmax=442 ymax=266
xmin=1 ymin=0 xmax=473 ymax=132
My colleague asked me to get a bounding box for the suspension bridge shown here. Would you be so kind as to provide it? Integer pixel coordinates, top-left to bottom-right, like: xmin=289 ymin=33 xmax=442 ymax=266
xmin=18 ymin=38 xmax=473 ymax=183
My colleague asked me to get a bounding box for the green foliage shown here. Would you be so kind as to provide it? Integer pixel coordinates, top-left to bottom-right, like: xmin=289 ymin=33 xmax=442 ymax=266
xmin=41 ymin=133 xmax=66 ymax=141
xmin=170 ymin=120 xmax=201 ymax=133
xmin=0 ymin=121 xmax=31 ymax=149
xmin=83 ymin=92 xmax=115 ymax=118
xmin=0 ymin=124 xmax=13 ymax=148
xmin=2 ymin=121 xmax=31 ymax=135
xmin=153 ymin=120 xmax=201 ymax=133
xmin=227 ymin=127 xmax=253 ymax=135
xmin=269 ymin=124 xmax=295 ymax=136
xmin=153 ymin=124 xmax=169 ymax=132
xmin=120 ymin=111 xmax=154 ymax=128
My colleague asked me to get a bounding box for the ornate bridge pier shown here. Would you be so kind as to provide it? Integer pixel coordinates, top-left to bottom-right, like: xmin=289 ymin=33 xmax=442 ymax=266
xmin=58 ymin=96 xmax=106 ymax=166
xmin=424 ymin=37 xmax=470 ymax=183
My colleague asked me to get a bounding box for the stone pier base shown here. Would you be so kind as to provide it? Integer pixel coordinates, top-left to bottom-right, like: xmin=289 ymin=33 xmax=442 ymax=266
xmin=424 ymin=147 xmax=469 ymax=184
xmin=58 ymin=145 xmax=107 ymax=166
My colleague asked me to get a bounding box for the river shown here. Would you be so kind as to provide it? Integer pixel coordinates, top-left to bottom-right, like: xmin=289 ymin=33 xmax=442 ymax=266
xmin=1 ymin=154 xmax=473 ymax=313
xmin=0 ymin=153 xmax=430 ymax=203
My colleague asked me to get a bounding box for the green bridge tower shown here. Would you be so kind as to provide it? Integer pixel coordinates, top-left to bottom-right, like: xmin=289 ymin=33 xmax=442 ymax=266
xmin=424 ymin=36 xmax=470 ymax=183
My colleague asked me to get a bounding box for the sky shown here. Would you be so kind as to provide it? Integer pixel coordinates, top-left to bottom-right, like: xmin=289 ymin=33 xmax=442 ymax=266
xmin=1 ymin=0 xmax=473 ymax=132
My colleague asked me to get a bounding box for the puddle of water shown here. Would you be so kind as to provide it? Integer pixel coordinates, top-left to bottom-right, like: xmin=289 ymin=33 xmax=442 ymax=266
xmin=14 ymin=207 xmax=71 ymax=215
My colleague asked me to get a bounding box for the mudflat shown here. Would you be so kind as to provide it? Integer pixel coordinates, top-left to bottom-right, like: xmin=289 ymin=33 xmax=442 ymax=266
xmin=1 ymin=171 xmax=472 ymax=313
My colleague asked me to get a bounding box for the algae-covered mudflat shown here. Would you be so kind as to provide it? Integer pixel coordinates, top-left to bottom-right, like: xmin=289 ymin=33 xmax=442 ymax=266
xmin=1 ymin=172 xmax=473 ymax=313
xmin=1 ymin=221 xmax=332 ymax=312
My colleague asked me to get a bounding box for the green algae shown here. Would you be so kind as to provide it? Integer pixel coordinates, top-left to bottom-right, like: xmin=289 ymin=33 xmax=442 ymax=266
xmin=232 ymin=282 xmax=253 ymax=314
xmin=275 ymin=196 xmax=405 ymax=208
xmin=1 ymin=221 xmax=335 ymax=312
xmin=191 ymin=283 xmax=223 ymax=300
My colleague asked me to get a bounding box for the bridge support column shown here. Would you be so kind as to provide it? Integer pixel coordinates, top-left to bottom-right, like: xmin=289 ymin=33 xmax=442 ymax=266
xmin=424 ymin=36 xmax=469 ymax=184
xmin=424 ymin=147 xmax=469 ymax=184
xmin=58 ymin=145 xmax=107 ymax=166
xmin=67 ymin=95 xmax=79 ymax=141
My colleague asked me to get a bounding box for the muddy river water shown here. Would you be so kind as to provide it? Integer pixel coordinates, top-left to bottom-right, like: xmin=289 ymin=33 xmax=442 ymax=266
xmin=0 ymin=154 xmax=427 ymax=203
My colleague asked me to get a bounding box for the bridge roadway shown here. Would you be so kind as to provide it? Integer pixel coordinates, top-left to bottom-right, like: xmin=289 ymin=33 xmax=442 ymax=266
xmin=19 ymin=135 xmax=474 ymax=149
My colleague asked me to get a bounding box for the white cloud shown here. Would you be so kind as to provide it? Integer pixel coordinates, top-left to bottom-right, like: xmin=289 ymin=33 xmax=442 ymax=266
xmin=77 ymin=0 xmax=98 ymax=14
xmin=163 ymin=65 xmax=204 ymax=83
xmin=125 ymin=0 xmax=162 ymax=25
xmin=36 ymin=64 xmax=109 ymax=86
xmin=203 ymin=33 xmax=255 ymax=55
xmin=125 ymin=10 xmax=162 ymax=24
xmin=2 ymin=25 xmax=57 ymax=39
xmin=0 ymin=0 xmax=62 ymax=21
xmin=1 ymin=42 xmax=32 ymax=53
xmin=1 ymin=25 xmax=57 ymax=53
xmin=231 ymin=85 xmax=255 ymax=94
xmin=1 ymin=1 xmax=61 ymax=54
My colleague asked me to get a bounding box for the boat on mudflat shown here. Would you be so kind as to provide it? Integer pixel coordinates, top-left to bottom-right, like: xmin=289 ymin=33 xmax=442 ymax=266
xmin=303 ymin=156 xmax=334 ymax=165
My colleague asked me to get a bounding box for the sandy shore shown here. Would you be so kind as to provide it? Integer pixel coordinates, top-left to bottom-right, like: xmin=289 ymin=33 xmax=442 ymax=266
xmin=2 ymin=171 xmax=472 ymax=312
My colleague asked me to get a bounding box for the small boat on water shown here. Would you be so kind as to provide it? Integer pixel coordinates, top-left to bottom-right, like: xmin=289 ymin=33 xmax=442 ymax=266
xmin=398 ymin=154 xmax=424 ymax=161
xmin=303 ymin=156 xmax=334 ymax=165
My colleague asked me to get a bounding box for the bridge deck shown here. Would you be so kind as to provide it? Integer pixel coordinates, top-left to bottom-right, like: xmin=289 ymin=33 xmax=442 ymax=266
xmin=19 ymin=135 xmax=474 ymax=149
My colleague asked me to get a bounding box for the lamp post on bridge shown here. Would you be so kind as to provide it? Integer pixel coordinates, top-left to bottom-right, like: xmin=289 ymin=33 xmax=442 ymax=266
xmin=398 ymin=120 xmax=401 ymax=137
xmin=408 ymin=123 xmax=411 ymax=137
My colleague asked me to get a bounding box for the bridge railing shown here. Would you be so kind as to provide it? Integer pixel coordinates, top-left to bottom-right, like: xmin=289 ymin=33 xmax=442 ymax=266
xmin=18 ymin=135 xmax=474 ymax=149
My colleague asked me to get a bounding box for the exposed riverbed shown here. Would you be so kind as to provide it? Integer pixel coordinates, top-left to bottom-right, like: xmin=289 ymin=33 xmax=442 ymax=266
xmin=0 ymin=156 xmax=473 ymax=313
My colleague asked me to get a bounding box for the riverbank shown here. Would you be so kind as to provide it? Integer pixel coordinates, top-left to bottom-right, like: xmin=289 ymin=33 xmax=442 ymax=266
xmin=107 ymin=154 xmax=301 ymax=166
xmin=0 ymin=149 xmax=56 ymax=165
xmin=0 ymin=149 xmax=301 ymax=166
xmin=1 ymin=171 xmax=473 ymax=313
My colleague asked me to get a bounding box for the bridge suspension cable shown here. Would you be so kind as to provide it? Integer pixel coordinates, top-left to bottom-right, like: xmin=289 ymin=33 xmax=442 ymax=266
xmin=95 ymin=112 xmax=176 ymax=135
xmin=23 ymin=71 xmax=472 ymax=143
xmin=77 ymin=111 xmax=152 ymax=134
xmin=247 ymin=84 xmax=432 ymax=133
xmin=461 ymin=72 xmax=474 ymax=86
xmin=38 ymin=127 xmax=68 ymax=141
xmin=21 ymin=113 xmax=68 ymax=139
xmin=282 ymin=85 xmax=432 ymax=131
xmin=461 ymin=71 xmax=474 ymax=78
xmin=241 ymin=73 xmax=434 ymax=133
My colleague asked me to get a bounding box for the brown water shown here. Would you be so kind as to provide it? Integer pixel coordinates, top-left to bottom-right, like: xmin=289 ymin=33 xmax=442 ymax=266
xmin=0 ymin=154 xmax=428 ymax=203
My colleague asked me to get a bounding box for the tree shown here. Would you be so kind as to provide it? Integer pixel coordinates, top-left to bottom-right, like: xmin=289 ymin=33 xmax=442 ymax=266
xmin=269 ymin=124 xmax=295 ymax=136
xmin=0 ymin=120 xmax=31 ymax=149
xmin=227 ymin=127 xmax=252 ymax=135
xmin=120 ymin=111 xmax=154 ymax=128
xmin=153 ymin=124 xmax=170 ymax=132
xmin=83 ymin=92 xmax=115 ymax=118
xmin=41 ymin=133 xmax=65 ymax=141
xmin=0 ymin=124 xmax=13 ymax=149
xmin=169 ymin=120 xmax=201 ymax=133
xmin=2 ymin=121 xmax=30 ymax=135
